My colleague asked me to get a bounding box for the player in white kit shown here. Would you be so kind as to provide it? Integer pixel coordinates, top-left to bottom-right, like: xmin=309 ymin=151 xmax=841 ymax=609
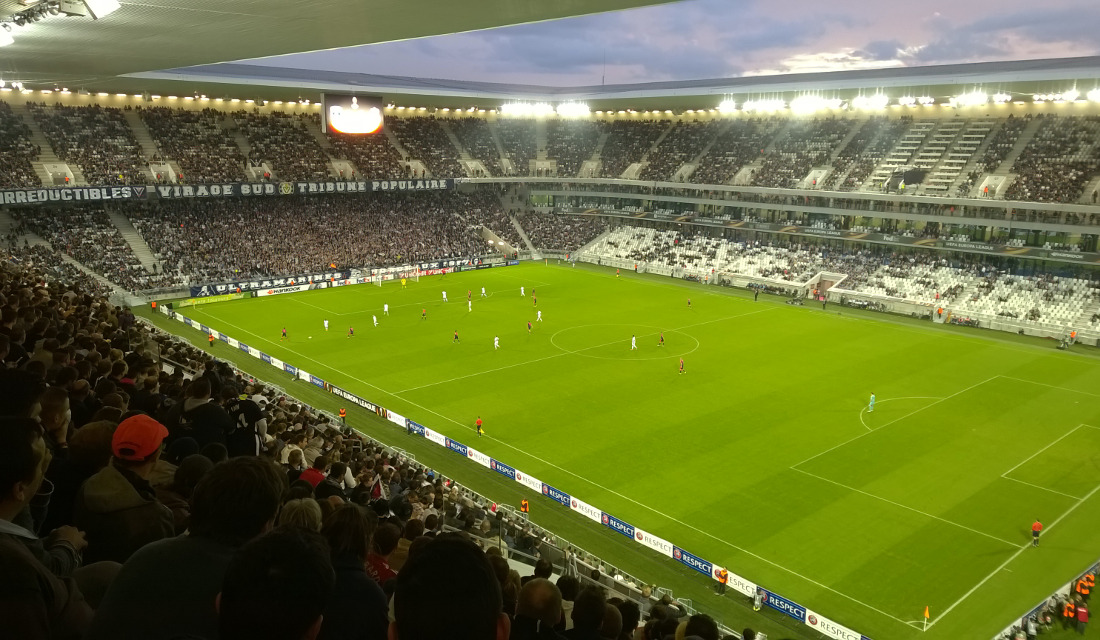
xmin=383 ymin=303 xmax=389 ymax=315
xmin=630 ymin=335 xmax=637 ymax=350
xmin=324 ymin=319 xmax=329 ymax=332
xmin=373 ymin=315 xmax=378 ymax=327
xmin=494 ymin=336 xmax=500 ymax=350
xmin=520 ymin=286 xmax=525 ymax=297
xmin=481 ymin=287 xmax=487 ymax=297
xmin=536 ymin=310 xmax=543 ymax=322
xmin=442 ymin=291 xmax=448 ymax=302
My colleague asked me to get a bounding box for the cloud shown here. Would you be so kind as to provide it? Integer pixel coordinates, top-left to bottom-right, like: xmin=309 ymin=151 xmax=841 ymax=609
xmin=234 ymin=0 xmax=1100 ymax=85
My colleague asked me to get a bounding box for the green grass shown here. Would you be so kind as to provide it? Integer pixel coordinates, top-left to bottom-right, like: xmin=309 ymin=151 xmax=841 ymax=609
xmin=152 ymin=262 xmax=1100 ymax=640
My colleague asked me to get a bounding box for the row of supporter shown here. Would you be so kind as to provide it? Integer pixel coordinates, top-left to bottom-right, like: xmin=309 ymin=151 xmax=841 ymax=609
xmin=9 ymin=101 xmax=1100 ymax=201
xmin=0 ymin=252 xmax=753 ymax=640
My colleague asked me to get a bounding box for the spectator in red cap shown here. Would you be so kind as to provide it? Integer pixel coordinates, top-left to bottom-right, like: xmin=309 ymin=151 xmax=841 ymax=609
xmin=73 ymin=415 xmax=174 ymax=564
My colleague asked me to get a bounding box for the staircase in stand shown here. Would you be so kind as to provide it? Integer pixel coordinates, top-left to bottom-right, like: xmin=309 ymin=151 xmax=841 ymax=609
xmin=105 ymin=209 xmax=162 ymax=274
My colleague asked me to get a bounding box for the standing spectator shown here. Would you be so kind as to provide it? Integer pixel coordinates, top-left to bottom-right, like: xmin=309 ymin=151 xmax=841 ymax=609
xmin=86 ymin=457 xmax=287 ymax=640
xmin=1077 ymin=600 xmax=1089 ymax=635
xmin=512 ymin=578 xmax=565 ymax=640
xmin=366 ymin=521 xmax=401 ymax=587
xmin=73 ymin=415 xmax=174 ymax=564
xmin=565 ymin=587 xmax=607 ymax=640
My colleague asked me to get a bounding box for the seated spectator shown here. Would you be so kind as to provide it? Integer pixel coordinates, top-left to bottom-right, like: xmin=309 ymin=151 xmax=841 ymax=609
xmin=366 ymin=521 xmax=401 ymax=587
xmin=318 ymin=503 xmax=388 ymax=640
xmin=87 ymin=456 xmax=287 ymax=640
xmin=155 ymin=453 xmax=214 ymax=534
xmin=556 ymin=575 xmax=579 ymax=632
xmin=523 ymin=556 xmax=555 ymax=585
xmin=299 ymin=454 xmax=329 ymax=488
xmin=512 ymin=578 xmax=565 ymax=640
xmin=683 ymin=614 xmax=720 ymax=640
xmin=218 ymin=526 xmax=335 ymax=640
xmin=73 ymin=414 xmax=174 ymax=564
xmin=279 ymin=498 xmax=323 ymax=532
xmin=0 ymin=416 xmax=94 ymax=639
xmin=391 ymin=533 xmax=511 ymax=640
xmin=164 ymin=377 xmax=232 ymax=449
xmin=565 ymin=587 xmax=607 ymax=640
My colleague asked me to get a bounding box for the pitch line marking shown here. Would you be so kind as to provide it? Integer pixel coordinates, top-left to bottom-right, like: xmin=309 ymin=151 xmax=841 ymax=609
xmin=857 ymin=396 xmax=943 ymax=431
xmin=1000 ymin=424 xmax=1084 ymax=479
xmin=792 ymin=375 xmax=1001 ymax=470
xmin=288 ymin=288 xmax=505 ymax=317
xmin=927 ymin=479 xmax=1100 ymax=629
xmin=179 ymin=309 xmax=914 ymax=631
xmin=790 ymin=467 xmax=1020 ymax=547
xmin=997 ymin=375 xmax=1100 ymax=400
xmin=1001 ymin=476 xmax=1083 ymax=501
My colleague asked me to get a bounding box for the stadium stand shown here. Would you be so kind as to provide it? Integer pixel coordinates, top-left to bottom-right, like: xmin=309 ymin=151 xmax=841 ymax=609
xmin=448 ymin=117 xmax=503 ymax=176
xmin=1004 ymin=115 xmax=1100 ymax=203
xmin=326 ymin=129 xmax=407 ymax=179
xmin=14 ymin=206 xmax=173 ymax=291
xmin=0 ymin=101 xmax=43 ymax=187
xmin=232 ymin=111 xmax=331 ymax=182
xmin=638 ymin=120 xmax=723 ymax=181
xmin=688 ymin=118 xmax=780 ymax=185
xmin=496 ymin=119 xmax=538 ymax=175
xmin=824 ymin=117 xmax=910 ymax=191
xmin=750 ymin=118 xmax=857 ymax=188
xmin=123 ymin=192 xmax=511 ymax=283
xmin=519 ymin=211 xmax=605 ymax=252
xmin=545 ymin=119 xmax=602 ymax=178
xmin=136 ymin=107 xmax=247 ymax=183
xmin=599 ymin=120 xmax=667 ymax=178
xmin=27 ymin=102 xmax=148 ymax=185
xmin=386 ymin=116 xmax=465 ymax=178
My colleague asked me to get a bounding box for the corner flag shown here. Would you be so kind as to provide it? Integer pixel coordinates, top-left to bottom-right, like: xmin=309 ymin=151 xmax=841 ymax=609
xmin=924 ymin=606 xmax=929 ymax=619
xmin=923 ymin=606 xmax=930 ymax=631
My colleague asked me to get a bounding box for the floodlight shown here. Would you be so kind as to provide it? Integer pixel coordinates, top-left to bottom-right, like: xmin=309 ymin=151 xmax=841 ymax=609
xmin=717 ymin=99 xmax=737 ymax=113
xmin=1088 ymin=89 xmax=1100 ymax=103
xmin=897 ymin=96 xmax=916 ymax=107
xmin=991 ymin=93 xmax=1011 ymax=104
xmin=953 ymin=91 xmax=987 ymax=107
xmin=852 ymin=94 xmax=888 ymax=110
xmin=742 ymin=99 xmax=785 ymax=113
xmin=556 ymin=102 xmax=590 ymax=118
xmin=1060 ymin=88 xmax=1079 ymax=102
xmin=917 ymin=96 xmax=935 ymax=106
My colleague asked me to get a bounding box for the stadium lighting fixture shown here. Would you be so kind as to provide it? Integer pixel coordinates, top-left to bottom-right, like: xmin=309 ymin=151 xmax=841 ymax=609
xmin=40 ymin=89 xmax=51 ymax=94
xmin=790 ymin=95 xmax=841 ymax=115
xmin=417 ymin=107 xmax=426 ymax=111
xmin=952 ymin=91 xmax=988 ymax=107
xmin=852 ymin=94 xmax=889 ymax=110
xmin=501 ymin=102 xmax=553 ymax=117
xmin=556 ymin=102 xmax=590 ymax=118
xmin=1088 ymin=89 xmax=1100 ymax=103
xmin=917 ymin=96 xmax=935 ymax=106
xmin=716 ymin=99 xmax=737 ymax=113
xmin=742 ymin=99 xmax=785 ymax=113
xmin=897 ymin=96 xmax=916 ymax=107
xmin=1060 ymin=88 xmax=1079 ymax=102
xmin=96 ymin=91 xmax=108 ymax=97
xmin=991 ymin=92 xmax=1011 ymax=104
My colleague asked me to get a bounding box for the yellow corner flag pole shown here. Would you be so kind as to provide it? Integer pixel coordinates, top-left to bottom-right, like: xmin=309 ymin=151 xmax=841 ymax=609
xmin=924 ymin=606 xmax=929 ymax=631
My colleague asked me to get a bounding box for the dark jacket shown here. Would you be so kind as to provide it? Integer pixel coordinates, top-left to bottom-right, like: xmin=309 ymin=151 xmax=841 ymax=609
xmin=317 ymin=552 xmax=389 ymax=640
xmin=73 ymin=463 xmax=174 ymax=564
xmin=0 ymin=534 xmax=93 ymax=640
xmin=511 ymin=614 xmax=567 ymax=640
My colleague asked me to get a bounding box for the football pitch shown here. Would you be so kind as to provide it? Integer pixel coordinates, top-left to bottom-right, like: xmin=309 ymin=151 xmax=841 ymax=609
xmin=170 ymin=262 xmax=1100 ymax=639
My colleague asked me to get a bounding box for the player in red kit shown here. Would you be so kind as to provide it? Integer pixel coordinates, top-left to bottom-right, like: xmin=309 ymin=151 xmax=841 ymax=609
xmin=679 ymin=358 xmax=685 ymax=374
xmin=1032 ymin=519 xmax=1042 ymax=546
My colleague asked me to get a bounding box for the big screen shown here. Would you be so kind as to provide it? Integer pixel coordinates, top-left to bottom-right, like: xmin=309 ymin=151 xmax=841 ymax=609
xmin=322 ymin=93 xmax=384 ymax=135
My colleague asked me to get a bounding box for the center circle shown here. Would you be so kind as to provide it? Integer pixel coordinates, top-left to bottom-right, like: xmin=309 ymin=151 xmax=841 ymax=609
xmin=550 ymin=324 xmax=699 ymax=360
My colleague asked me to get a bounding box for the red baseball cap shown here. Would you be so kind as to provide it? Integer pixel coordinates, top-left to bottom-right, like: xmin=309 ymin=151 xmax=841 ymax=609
xmin=112 ymin=415 xmax=169 ymax=461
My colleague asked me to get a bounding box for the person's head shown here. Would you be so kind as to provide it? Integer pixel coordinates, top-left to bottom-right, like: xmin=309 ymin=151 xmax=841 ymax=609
xmin=572 ymin=587 xmax=608 ymax=632
xmin=556 ymin=575 xmax=579 ymax=601
xmin=218 ymin=527 xmax=334 ymax=640
xmin=33 ymin=386 xmax=70 ymax=434
xmin=600 ymin=603 xmax=623 ymax=640
xmin=321 ymin=503 xmax=374 ymax=562
xmin=68 ymin=420 xmax=115 ymax=472
xmin=516 ymin=578 xmax=562 ymax=628
xmin=613 ymin=599 xmax=641 ymax=639
xmin=683 ymin=614 xmax=719 ymax=640
xmin=279 ymin=498 xmax=323 ymax=532
xmin=0 ymin=417 xmax=48 ymax=516
xmin=188 ymin=377 xmax=212 ymax=400
xmin=164 ymin=436 xmax=200 ymax=465
xmin=391 ymin=533 xmax=510 ymax=640
xmin=201 ymin=442 xmax=228 ymax=464
xmin=403 ymin=518 xmax=425 ymax=540
xmin=189 ymin=456 xmax=288 ymax=546
xmin=533 ymin=557 xmax=554 ymax=579
xmin=312 ymin=455 xmax=329 ymax=472
xmin=372 ymin=521 xmax=401 ymax=556
xmin=173 ymin=454 xmax=215 ymax=499
xmin=287 ymin=448 xmax=304 ymax=469
xmin=112 ymin=414 xmax=169 ymax=477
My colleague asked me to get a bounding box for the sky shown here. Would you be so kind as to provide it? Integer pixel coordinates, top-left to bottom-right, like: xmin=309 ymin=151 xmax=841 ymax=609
xmin=242 ymin=0 xmax=1100 ymax=86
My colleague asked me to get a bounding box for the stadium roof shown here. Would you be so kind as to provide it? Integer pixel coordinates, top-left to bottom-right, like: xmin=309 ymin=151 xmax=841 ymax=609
xmin=124 ymin=55 xmax=1100 ymax=110
xmin=0 ymin=0 xmax=673 ymax=89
